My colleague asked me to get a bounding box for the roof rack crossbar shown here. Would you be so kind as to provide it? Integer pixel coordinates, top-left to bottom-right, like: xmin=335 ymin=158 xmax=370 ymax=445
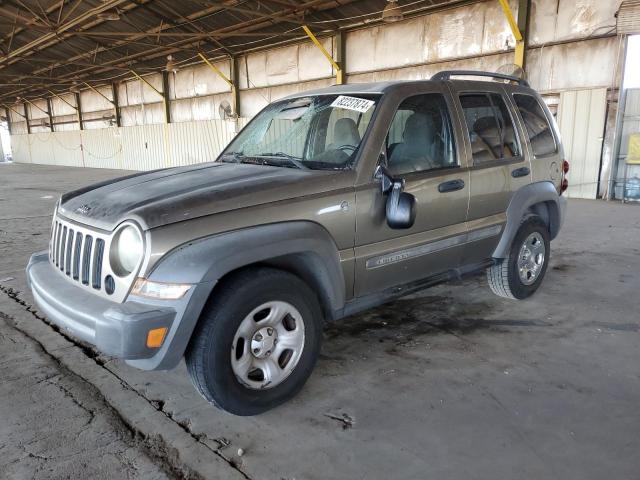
xmin=431 ymin=70 xmax=530 ymax=87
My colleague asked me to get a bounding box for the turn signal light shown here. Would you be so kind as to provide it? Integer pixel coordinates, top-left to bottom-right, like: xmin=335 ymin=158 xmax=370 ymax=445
xmin=147 ymin=327 xmax=168 ymax=348
xmin=562 ymin=160 xmax=570 ymax=174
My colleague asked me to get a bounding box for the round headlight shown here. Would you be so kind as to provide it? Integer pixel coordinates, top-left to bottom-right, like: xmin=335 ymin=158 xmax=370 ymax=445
xmin=110 ymin=224 xmax=143 ymax=277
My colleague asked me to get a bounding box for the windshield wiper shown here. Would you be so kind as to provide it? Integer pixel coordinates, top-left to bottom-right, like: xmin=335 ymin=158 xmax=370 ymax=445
xmin=256 ymin=152 xmax=309 ymax=170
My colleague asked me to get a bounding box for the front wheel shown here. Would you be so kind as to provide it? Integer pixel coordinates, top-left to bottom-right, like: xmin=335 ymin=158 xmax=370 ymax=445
xmin=186 ymin=268 xmax=323 ymax=416
xmin=487 ymin=216 xmax=551 ymax=300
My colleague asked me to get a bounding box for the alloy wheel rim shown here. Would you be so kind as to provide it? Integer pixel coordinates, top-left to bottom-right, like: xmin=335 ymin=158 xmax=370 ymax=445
xmin=230 ymin=301 xmax=305 ymax=390
xmin=517 ymin=232 xmax=546 ymax=285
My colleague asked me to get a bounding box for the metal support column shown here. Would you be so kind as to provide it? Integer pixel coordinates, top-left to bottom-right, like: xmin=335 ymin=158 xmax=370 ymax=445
xmin=161 ymin=72 xmax=171 ymax=124
xmin=230 ymin=56 xmax=241 ymax=117
xmin=335 ymin=31 xmax=345 ymax=85
xmin=46 ymin=97 xmax=55 ymax=132
xmin=75 ymin=92 xmax=84 ymax=130
xmin=111 ymin=83 xmax=122 ymax=127
xmin=5 ymin=107 xmax=12 ymax=135
xmin=23 ymin=102 xmax=31 ymax=134
xmin=516 ymin=0 xmax=530 ymax=69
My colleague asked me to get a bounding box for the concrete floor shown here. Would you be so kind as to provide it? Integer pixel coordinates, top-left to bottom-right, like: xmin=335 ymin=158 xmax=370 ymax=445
xmin=1 ymin=162 xmax=640 ymax=480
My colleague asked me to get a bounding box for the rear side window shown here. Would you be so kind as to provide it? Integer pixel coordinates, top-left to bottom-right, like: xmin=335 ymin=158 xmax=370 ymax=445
xmin=513 ymin=94 xmax=557 ymax=157
xmin=459 ymin=93 xmax=521 ymax=164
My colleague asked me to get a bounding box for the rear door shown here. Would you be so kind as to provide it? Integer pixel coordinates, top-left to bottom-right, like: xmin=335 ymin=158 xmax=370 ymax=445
xmin=353 ymin=86 xmax=470 ymax=297
xmin=448 ymin=83 xmax=532 ymax=265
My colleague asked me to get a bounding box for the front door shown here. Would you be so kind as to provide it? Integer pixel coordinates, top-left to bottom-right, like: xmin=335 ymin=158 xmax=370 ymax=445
xmin=354 ymin=90 xmax=470 ymax=297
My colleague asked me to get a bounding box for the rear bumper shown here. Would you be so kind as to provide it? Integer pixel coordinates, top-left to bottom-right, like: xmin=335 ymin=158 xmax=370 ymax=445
xmin=27 ymin=251 xmax=176 ymax=362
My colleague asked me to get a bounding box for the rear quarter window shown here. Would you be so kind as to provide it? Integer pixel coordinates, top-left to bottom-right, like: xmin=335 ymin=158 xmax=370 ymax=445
xmin=513 ymin=94 xmax=558 ymax=157
xmin=459 ymin=93 xmax=522 ymax=165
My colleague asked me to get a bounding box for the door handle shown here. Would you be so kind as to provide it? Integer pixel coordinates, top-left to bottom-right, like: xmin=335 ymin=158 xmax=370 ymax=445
xmin=511 ymin=167 xmax=531 ymax=178
xmin=438 ymin=179 xmax=465 ymax=193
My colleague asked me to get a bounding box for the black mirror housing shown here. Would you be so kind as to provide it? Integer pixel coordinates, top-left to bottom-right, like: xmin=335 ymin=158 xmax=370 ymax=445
xmin=375 ymin=164 xmax=417 ymax=229
xmin=386 ymin=182 xmax=416 ymax=229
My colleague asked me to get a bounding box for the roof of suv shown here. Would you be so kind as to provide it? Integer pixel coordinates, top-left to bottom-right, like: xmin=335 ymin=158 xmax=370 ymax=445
xmin=281 ymin=71 xmax=533 ymax=101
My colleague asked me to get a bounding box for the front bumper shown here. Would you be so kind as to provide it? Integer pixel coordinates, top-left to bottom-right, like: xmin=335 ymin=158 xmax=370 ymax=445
xmin=26 ymin=251 xmax=176 ymax=361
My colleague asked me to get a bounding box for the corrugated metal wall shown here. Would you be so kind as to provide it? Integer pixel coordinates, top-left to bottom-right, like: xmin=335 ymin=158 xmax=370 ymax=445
xmin=557 ymin=88 xmax=608 ymax=199
xmin=10 ymin=119 xmax=249 ymax=170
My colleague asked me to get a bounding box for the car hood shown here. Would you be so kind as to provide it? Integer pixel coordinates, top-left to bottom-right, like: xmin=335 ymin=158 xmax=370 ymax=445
xmin=58 ymin=162 xmax=346 ymax=231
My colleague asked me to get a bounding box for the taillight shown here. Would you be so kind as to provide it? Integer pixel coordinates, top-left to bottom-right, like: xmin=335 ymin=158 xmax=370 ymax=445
xmin=560 ymin=178 xmax=569 ymax=195
xmin=559 ymin=159 xmax=570 ymax=195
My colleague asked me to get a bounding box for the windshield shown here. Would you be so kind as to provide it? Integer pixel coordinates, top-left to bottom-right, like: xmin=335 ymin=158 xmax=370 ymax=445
xmin=219 ymin=94 xmax=380 ymax=170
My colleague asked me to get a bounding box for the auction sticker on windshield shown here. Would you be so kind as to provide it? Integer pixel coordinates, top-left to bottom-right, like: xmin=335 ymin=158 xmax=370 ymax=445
xmin=331 ymin=95 xmax=375 ymax=113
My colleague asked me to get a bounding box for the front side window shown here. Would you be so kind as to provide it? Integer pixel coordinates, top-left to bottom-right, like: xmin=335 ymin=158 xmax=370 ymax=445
xmin=385 ymin=93 xmax=457 ymax=175
xmin=460 ymin=93 xmax=521 ymax=164
xmin=220 ymin=94 xmax=379 ymax=170
xmin=513 ymin=94 xmax=557 ymax=157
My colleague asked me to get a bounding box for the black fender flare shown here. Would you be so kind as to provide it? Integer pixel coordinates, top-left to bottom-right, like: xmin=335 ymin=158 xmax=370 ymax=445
xmin=149 ymin=221 xmax=345 ymax=309
xmin=492 ymin=181 xmax=566 ymax=259
xmin=136 ymin=221 xmax=345 ymax=370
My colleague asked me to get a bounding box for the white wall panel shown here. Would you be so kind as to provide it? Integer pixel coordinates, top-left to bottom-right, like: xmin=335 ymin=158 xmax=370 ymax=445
xmin=557 ymin=88 xmax=608 ymax=199
xmin=50 ymin=131 xmax=84 ymax=167
xmin=53 ymin=114 xmax=79 ymax=132
xmin=530 ymin=0 xmax=623 ymax=45
xmin=238 ymin=78 xmax=332 ymax=117
xmin=12 ymin=118 xmax=248 ymax=170
xmin=123 ymin=74 xmax=163 ymax=106
xmin=347 ymin=52 xmax=513 ymax=83
xmin=298 ymin=37 xmax=334 ymax=81
xmin=81 ymin=128 xmax=124 ymax=169
xmin=51 ymin=94 xmax=77 ymax=117
xmin=168 ymin=120 xmax=238 ymax=167
xmin=121 ymin=102 xmax=165 ymax=126
xmin=27 ymin=99 xmax=49 ymax=120
xmin=170 ymin=61 xmax=232 ymax=99
xmin=526 ymin=37 xmax=619 ymax=93
xmin=120 ymin=124 xmax=168 ymax=171
xmin=346 ymin=0 xmax=516 ymax=74
xmin=11 ymin=134 xmax=31 ymax=163
xmin=80 ymin=86 xmax=113 ymax=113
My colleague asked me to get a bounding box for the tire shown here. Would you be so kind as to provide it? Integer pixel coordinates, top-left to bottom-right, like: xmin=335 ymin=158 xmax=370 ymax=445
xmin=487 ymin=216 xmax=550 ymax=300
xmin=185 ymin=267 xmax=323 ymax=416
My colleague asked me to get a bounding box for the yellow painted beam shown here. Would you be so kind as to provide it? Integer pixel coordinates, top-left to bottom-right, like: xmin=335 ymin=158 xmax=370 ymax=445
xmin=497 ymin=0 xmax=523 ymax=41
xmin=82 ymin=81 xmax=116 ymax=106
xmin=23 ymin=97 xmax=49 ymax=116
xmin=515 ymin=41 xmax=525 ymax=67
xmin=2 ymin=104 xmax=26 ymax=119
xmin=497 ymin=0 xmax=525 ymax=68
xmin=130 ymin=70 xmax=164 ymax=98
xmin=198 ymin=52 xmax=233 ymax=88
xmin=47 ymin=90 xmax=77 ymax=111
xmin=302 ymin=25 xmax=343 ymax=84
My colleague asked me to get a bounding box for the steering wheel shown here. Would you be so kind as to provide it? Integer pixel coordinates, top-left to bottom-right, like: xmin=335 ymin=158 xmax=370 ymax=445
xmin=336 ymin=144 xmax=357 ymax=154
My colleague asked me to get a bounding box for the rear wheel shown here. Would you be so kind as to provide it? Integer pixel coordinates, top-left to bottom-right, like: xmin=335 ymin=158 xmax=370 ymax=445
xmin=186 ymin=267 xmax=322 ymax=416
xmin=487 ymin=216 xmax=550 ymax=300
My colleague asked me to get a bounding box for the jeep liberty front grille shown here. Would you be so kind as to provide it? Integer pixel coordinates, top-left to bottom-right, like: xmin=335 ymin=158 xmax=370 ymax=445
xmin=50 ymin=217 xmax=106 ymax=291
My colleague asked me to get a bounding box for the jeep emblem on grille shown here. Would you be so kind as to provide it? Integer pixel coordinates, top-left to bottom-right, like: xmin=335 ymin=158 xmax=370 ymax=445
xmin=76 ymin=204 xmax=91 ymax=214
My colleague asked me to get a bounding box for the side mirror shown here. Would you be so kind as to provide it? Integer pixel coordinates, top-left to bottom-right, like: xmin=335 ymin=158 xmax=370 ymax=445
xmin=375 ymin=165 xmax=417 ymax=230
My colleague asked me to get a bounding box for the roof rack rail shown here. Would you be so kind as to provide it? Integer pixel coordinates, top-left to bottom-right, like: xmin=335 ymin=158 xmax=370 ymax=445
xmin=431 ymin=70 xmax=530 ymax=87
